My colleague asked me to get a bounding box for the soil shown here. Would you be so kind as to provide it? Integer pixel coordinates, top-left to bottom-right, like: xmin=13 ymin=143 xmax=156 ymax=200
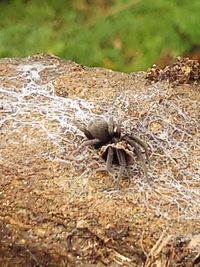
xmin=0 ymin=54 xmax=200 ymax=267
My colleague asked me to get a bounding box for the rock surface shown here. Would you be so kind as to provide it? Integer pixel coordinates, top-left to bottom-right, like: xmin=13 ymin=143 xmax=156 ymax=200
xmin=0 ymin=54 xmax=200 ymax=266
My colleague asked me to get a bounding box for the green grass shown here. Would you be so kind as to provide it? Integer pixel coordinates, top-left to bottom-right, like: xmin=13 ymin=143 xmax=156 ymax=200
xmin=0 ymin=0 xmax=200 ymax=71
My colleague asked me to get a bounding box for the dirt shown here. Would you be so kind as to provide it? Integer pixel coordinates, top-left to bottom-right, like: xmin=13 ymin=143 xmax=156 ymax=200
xmin=0 ymin=54 xmax=200 ymax=267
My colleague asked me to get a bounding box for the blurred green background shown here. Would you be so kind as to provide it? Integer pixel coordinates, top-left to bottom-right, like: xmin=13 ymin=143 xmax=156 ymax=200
xmin=0 ymin=0 xmax=200 ymax=71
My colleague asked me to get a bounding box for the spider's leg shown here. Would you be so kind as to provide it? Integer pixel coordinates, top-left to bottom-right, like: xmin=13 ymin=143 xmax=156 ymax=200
xmin=108 ymin=117 xmax=121 ymax=137
xmin=72 ymin=138 xmax=100 ymax=156
xmin=93 ymin=146 xmax=114 ymax=175
xmin=115 ymin=121 xmax=121 ymax=137
xmin=73 ymin=119 xmax=93 ymax=139
xmin=131 ymin=142 xmax=148 ymax=180
xmin=123 ymin=136 xmax=148 ymax=179
xmin=126 ymin=135 xmax=149 ymax=163
xmin=80 ymin=138 xmax=100 ymax=148
xmin=73 ymin=119 xmax=85 ymax=132
xmin=115 ymin=149 xmax=126 ymax=187
xmin=124 ymin=155 xmax=133 ymax=177
xmin=106 ymin=146 xmax=114 ymax=171
xmin=108 ymin=116 xmax=114 ymax=136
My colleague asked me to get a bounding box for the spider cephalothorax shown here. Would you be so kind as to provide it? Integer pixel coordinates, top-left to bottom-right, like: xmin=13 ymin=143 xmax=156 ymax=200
xmin=75 ymin=117 xmax=121 ymax=148
xmin=75 ymin=117 xmax=149 ymax=182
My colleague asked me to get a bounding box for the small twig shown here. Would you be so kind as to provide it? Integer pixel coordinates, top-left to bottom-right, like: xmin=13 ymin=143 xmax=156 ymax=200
xmin=144 ymin=228 xmax=171 ymax=267
xmin=25 ymin=247 xmax=42 ymax=267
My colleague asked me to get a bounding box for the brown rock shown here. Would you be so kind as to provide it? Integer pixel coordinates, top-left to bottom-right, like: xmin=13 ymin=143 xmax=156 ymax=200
xmin=0 ymin=54 xmax=200 ymax=266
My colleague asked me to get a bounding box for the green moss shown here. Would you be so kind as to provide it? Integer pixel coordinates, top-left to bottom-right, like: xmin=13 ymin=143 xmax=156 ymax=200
xmin=0 ymin=0 xmax=200 ymax=71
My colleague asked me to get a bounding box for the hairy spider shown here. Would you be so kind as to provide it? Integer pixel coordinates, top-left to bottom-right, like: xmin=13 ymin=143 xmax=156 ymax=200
xmin=75 ymin=117 xmax=149 ymax=183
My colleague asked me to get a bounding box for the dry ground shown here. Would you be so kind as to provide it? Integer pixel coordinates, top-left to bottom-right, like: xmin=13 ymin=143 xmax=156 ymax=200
xmin=0 ymin=55 xmax=200 ymax=266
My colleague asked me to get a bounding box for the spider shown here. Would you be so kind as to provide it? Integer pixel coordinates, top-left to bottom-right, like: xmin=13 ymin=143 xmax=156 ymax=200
xmin=75 ymin=117 xmax=149 ymax=184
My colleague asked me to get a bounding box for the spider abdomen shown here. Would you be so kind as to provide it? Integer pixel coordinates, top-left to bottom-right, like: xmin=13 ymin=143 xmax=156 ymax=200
xmin=86 ymin=119 xmax=112 ymax=144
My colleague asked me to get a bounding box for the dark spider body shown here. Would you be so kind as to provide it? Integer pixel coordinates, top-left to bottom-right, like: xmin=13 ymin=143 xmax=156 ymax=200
xmin=75 ymin=118 xmax=120 ymax=148
xmin=75 ymin=117 xmax=149 ymax=182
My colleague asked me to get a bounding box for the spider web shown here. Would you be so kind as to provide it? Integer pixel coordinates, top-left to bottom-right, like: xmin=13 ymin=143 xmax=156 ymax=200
xmin=0 ymin=61 xmax=200 ymax=222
